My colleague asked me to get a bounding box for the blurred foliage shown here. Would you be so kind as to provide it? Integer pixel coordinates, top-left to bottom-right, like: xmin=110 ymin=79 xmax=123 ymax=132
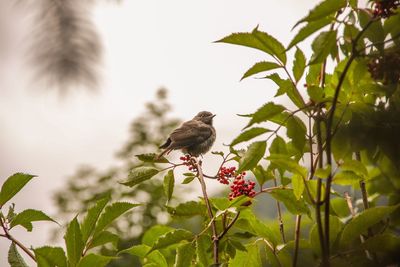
xmin=53 ymin=88 xmax=181 ymax=266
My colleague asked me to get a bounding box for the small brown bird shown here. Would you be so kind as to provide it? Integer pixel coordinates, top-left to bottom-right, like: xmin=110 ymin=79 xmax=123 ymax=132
xmin=158 ymin=111 xmax=216 ymax=158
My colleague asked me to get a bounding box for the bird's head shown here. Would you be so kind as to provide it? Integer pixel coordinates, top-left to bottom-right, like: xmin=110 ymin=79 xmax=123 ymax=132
xmin=193 ymin=111 xmax=216 ymax=125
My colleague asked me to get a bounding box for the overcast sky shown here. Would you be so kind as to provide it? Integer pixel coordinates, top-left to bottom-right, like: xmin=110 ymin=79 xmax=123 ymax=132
xmin=0 ymin=1 xmax=319 ymax=264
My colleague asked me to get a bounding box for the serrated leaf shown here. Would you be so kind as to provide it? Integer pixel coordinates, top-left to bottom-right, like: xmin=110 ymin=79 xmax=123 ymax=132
xmin=150 ymin=229 xmax=193 ymax=251
xmin=163 ymin=170 xmax=174 ymax=203
xmin=286 ymin=116 xmax=307 ymax=152
xmin=118 ymin=244 xmax=167 ymax=267
xmin=269 ymin=136 xmax=288 ymax=155
xmin=310 ymin=216 xmax=343 ymax=255
xmin=238 ymin=141 xmax=267 ymax=172
xmin=231 ymin=127 xmax=271 ymax=146
xmin=340 ymin=205 xmax=400 ymax=247
xmin=136 ymin=153 xmax=169 ymax=163
xmin=64 ymin=217 xmax=84 ymax=267
xmin=229 ymin=243 xmax=262 ymax=266
xmin=120 ymin=167 xmax=159 ymax=187
xmin=8 ymin=243 xmax=28 ymax=267
xmin=94 ymin=202 xmax=140 ymax=235
xmin=307 ymin=85 xmax=325 ymax=102
xmin=87 ymin=231 xmax=119 ymax=250
xmin=268 ymin=154 xmax=307 ymax=178
xmin=81 ymin=196 xmax=110 ymax=244
xmin=196 ymin=235 xmax=211 ymax=267
xmin=0 ymin=173 xmax=36 ymax=207
xmin=166 ymin=201 xmax=206 ymax=217
xmin=142 ymin=225 xmax=173 ymax=246
xmin=252 ymin=166 xmax=274 ymax=186
xmin=174 ymin=243 xmax=195 ymax=267
xmin=252 ymin=27 xmax=287 ymax=64
xmin=270 ymin=189 xmax=310 ymax=215
xmin=310 ymin=30 xmax=337 ymax=65
xmin=34 ymin=246 xmax=67 ymax=267
xmin=293 ymin=48 xmax=306 ymax=82
xmin=241 ymin=61 xmax=281 ymax=80
xmin=6 ymin=203 xmax=16 ymax=222
xmin=245 ymin=102 xmax=285 ymax=129
xmin=295 ymin=0 xmax=346 ymax=27
xmin=181 ymin=176 xmax=195 ymax=184
xmin=288 ymin=17 xmax=332 ymax=50
xmin=292 ymin=174 xmax=304 ymax=200
xmin=77 ymin=254 xmax=116 ymax=267
xmin=10 ymin=209 xmax=57 ymax=232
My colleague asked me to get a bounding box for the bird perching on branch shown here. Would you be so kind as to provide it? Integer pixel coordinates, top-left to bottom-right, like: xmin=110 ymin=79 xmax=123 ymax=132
xmin=158 ymin=111 xmax=216 ymax=158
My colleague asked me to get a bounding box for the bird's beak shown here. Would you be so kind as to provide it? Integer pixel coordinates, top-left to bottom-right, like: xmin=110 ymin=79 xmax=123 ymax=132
xmin=211 ymin=114 xmax=216 ymax=118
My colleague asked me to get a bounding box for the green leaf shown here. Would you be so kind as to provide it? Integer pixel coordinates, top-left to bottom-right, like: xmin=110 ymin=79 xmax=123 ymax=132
xmin=310 ymin=216 xmax=343 ymax=255
xmin=307 ymin=85 xmax=325 ymax=102
xmin=8 ymin=243 xmax=28 ymax=267
xmin=196 ymin=235 xmax=211 ymax=267
xmin=340 ymin=205 xmax=400 ymax=247
xmin=310 ymin=30 xmax=337 ymax=65
xmin=252 ymin=27 xmax=287 ymax=64
xmin=269 ymin=189 xmax=310 ymax=215
xmin=118 ymin=244 xmax=167 ymax=267
xmin=10 ymin=209 xmax=57 ymax=232
xmin=330 ymin=197 xmax=350 ymax=218
xmin=142 ymin=225 xmax=173 ymax=246
xmin=64 ymin=217 xmax=84 ymax=267
xmin=361 ymin=234 xmax=400 ymax=253
xmin=163 ymin=170 xmax=174 ymax=203
xmin=295 ymin=0 xmax=346 ymax=27
xmin=287 ymin=17 xmax=332 ymax=50
xmin=286 ymin=116 xmax=307 ymax=152
xmin=269 ymin=136 xmax=288 ymax=155
xmin=245 ymin=102 xmax=285 ymax=129
xmin=94 ymin=202 xmax=140 ymax=235
xmin=339 ymin=160 xmax=368 ymax=177
xmin=333 ymin=171 xmax=363 ymax=186
xmin=81 ymin=196 xmax=110 ymax=244
xmin=136 ymin=153 xmax=169 ymax=163
xmin=86 ymin=231 xmax=119 ymax=250
xmin=0 ymin=173 xmax=36 ymax=207
xmin=314 ymin=165 xmax=331 ymax=179
xmin=77 ymin=254 xmax=116 ymax=267
xmin=174 ymin=243 xmax=195 ymax=267
xmin=292 ymin=174 xmax=304 ymax=200
xmin=34 ymin=246 xmax=67 ymax=267
xmin=229 ymin=243 xmax=262 ymax=266
xmin=241 ymin=61 xmax=281 ymax=81
xmin=166 ymin=201 xmax=206 ymax=217
xmin=238 ymin=141 xmax=267 ymax=172
xmin=268 ymin=154 xmax=307 ymax=178
xmin=181 ymin=176 xmax=195 ymax=184
xmin=231 ymin=127 xmax=270 ymax=146
xmin=293 ymin=48 xmax=306 ymax=82
xmin=120 ymin=167 xmax=159 ymax=187
xmin=150 ymin=229 xmax=193 ymax=251
xmin=251 ymin=166 xmax=274 ymax=186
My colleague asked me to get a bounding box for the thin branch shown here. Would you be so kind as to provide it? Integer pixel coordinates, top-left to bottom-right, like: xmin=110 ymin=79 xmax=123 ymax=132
xmin=293 ymin=215 xmax=302 ymax=267
xmin=218 ymin=212 xmax=240 ymax=239
xmin=273 ymin=176 xmax=286 ymax=244
xmin=196 ymin=160 xmax=219 ymax=265
xmin=0 ymin=217 xmax=36 ymax=261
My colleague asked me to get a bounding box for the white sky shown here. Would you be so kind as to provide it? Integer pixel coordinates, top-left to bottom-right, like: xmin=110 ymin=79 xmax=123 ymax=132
xmin=0 ymin=1 xmax=319 ymax=265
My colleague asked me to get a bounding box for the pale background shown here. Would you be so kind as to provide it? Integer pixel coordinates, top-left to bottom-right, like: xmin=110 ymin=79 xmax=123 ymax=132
xmin=0 ymin=1 xmax=319 ymax=265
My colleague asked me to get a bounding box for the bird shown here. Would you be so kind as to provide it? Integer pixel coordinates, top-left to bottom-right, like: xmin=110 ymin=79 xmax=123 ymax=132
xmin=158 ymin=111 xmax=216 ymax=158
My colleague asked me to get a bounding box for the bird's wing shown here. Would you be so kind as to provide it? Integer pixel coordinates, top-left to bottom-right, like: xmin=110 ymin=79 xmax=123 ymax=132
xmin=169 ymin=121 xmax=212 ymax=148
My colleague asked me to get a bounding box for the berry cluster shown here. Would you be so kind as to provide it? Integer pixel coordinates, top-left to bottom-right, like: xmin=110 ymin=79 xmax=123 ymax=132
xmin=229 ymin=173 xmax=256 ymax=200
xmin=180 ymin=155 xmax=198 ymax=172
xmin=217 ymin=166 xmax=236 ymax=184
xmin=373 ymin=0 xmax=399 ymax=18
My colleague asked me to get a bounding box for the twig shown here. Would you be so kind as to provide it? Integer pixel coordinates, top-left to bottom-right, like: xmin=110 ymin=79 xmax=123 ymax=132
xmin=0 ymin=217 xmax=36 ymax=262
xmin=195 ymin=160 xmax=219 ymax=265
xmin=293 ymin=215 xmax=302 ymax=267
xmin=273 ymin=176 xmax=286 ymax=244
xmin=218 ymin=212 xmax=240 ymax=239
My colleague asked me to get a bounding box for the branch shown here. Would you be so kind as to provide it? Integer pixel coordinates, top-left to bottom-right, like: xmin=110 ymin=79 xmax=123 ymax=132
xmin=0 ymin=217 xmax=36 ymax=262
xmin=218 ymin=212 xmax=240 ymax=239
xmin=195 ymin=160 xmax=219 ymax=265
xmin=292 ymin=215 xmax=302 ymax=267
